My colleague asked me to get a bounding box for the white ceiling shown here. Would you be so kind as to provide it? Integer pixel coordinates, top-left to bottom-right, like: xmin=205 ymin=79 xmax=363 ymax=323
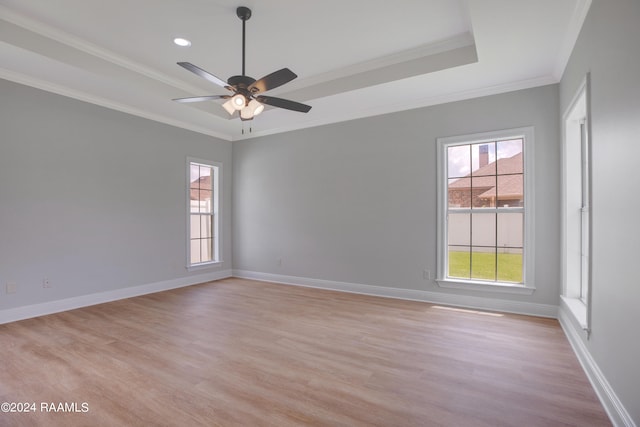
xmin=0 ymin=0 xmax=590 ymax=141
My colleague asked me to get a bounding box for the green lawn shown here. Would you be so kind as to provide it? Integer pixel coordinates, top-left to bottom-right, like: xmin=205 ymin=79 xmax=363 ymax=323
xmin=448 ymin=251 xmax=522 ymax=283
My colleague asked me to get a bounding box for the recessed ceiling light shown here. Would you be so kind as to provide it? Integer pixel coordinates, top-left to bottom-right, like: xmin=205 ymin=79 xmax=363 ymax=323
xmin=173 ymin=38 xmax=191 ymax=47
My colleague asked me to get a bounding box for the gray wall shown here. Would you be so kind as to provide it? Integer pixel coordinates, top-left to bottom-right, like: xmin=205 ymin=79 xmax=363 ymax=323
xmin=560 ymin=0 xmax=640 ymax=423
xmin=0 ymin=79 xmax=232 ymax=310
xmin=233 ymin=84 xmax=561 ymax=306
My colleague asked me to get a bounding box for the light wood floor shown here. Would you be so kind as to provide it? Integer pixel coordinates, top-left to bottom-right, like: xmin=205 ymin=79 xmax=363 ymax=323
xmin=0 ymin=278 xmax=610 ymax=426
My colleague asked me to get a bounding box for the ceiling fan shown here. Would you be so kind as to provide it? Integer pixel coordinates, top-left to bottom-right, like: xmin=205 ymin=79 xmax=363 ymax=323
xmin=173 ymin=6 xmax=311 ymax=121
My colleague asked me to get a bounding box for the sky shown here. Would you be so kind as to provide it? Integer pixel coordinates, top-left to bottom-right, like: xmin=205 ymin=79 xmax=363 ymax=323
xmin=448 ymin=139 xmax=522 ymax=178
xmin=190 ymin=163 xmax=212 ymax=183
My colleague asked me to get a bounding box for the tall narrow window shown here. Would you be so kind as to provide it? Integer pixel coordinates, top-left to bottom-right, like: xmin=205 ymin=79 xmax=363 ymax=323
xmin=437 ymin=127 xmax=535 ymax=293
xmin=562 ymin=76 xmax=591 ymax=331
xmin=579 ymin=119 xmax=590 ymax=303
xmin=188 ymin=159 xmax=220 ymax=267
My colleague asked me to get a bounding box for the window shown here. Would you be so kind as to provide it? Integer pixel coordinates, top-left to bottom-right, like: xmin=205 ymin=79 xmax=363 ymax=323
xmin=188 ymin=159 xmax=220 ymax=267
xmin=562 ymin=76 xmax=591 ymax=331
xmin=437 ymin=127 xmax=535 ymax=294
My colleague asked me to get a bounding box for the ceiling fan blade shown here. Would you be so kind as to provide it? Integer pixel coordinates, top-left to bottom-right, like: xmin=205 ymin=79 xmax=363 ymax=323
xmin=256 ymin=96 xmax=311 ymax=113
xmin=177 ymin=62 xmax=232 ymax=90
xmin=249 ymin=68 xmax=297 ymax=94
xmin=172 ymin=95 xmax=229 ymax=103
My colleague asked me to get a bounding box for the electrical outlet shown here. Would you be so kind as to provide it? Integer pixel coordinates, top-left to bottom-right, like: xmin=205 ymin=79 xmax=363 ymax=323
xmin=43 ymin=278 xmax=51 ymax=288
xmin=6 ymin=282 xmax=17 ymax=294
xmin=277 ymin=258 xmax=283 ymax=267
xmin=423 ymin=269 xmax=431 ymax=280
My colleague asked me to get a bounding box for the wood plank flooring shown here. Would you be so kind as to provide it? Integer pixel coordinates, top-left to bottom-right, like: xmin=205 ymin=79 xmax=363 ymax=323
xmin=0 ymin=278 xmax=610 ymax=426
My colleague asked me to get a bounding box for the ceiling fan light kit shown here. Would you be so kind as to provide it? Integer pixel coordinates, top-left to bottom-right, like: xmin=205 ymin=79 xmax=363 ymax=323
xmin=173 ymin=6 xmax=311 ymax=122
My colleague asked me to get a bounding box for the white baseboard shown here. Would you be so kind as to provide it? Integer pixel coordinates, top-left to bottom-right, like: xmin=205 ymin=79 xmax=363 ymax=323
xmin=232 ymin=269 xmax=558 ymax=318
xmin=558 ymin=302 xmax=636 ymax=427
xmin=0 ymin=269 xmax=233 ymax=325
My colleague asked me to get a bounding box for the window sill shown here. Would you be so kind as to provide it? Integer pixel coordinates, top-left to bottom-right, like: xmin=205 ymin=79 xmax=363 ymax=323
xmin=436 ymin=278 xmax=535 ymax=295
xmin=560 ymin=295 xmax=588 ymax=330
xmin=186 ymin=261 xmax=223 ymax=272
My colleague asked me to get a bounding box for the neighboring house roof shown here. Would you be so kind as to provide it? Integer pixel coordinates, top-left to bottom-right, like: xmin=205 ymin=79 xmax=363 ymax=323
xmin=190 ymin=175 xmax=212 ymax=200
xmin=478 ymin=174 xmax=523 ymax=200
xmin=449 ymin=152 xmax=523 ymax=200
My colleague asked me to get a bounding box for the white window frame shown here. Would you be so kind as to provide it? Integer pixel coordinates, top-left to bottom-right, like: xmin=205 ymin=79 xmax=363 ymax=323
xmin=186 ymin=157 xmax=222 ymax=270
xmin=436 ymin=126 xmax=536 ymax=295
xmin=561 ymin=74 xmax=592 ymax=335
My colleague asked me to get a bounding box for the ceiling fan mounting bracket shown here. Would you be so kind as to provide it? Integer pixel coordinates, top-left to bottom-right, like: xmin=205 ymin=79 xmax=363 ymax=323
xmin=236 ymin=6 xmax=251 ymax=21
xmin=228 ymin=75 xmax=257 ymax=100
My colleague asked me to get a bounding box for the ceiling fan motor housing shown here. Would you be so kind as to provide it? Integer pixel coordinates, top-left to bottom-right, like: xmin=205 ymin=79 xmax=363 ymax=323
xmin=227 ymin=75 xmax=256 ymax=89
xmin=227 ymin=75 xmax=256 ymax=105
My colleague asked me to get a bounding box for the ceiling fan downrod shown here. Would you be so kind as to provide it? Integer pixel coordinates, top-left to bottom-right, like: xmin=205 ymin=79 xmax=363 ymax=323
xmin=237 ymin=6 xmax=252 ymax=77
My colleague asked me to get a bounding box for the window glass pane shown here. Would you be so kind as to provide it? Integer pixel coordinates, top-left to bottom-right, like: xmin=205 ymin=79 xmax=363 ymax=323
xmin=200 ymin=215 xmax=213 ymax=238
xmin=471 ymin=175 xmax=495 ymax=207
xmin=448 ymin=178 xmax=471 ymax=208
xmin=496 ymin=175 xmax=523 ymax=207
xmin=190 ymin=215 xmax=200 ymax=240
xmin=497 ymin=248 xmax=523 ymax=283
xmin=497 ymin=213 xmax=523 ymax=248
xmin=200 ymin=166 xmax=213 ymax=190
xmin=448 ymin=213 xmax=470 ymax=246
xmin=447 ymin=145 xmax=470 ymax=178
xmin=471 ymin=249 xmax=496 ymax=281
xmin=496 ymin=139 xmax=523 ymax=175
xmin=199 ymin=189 xmax=213 ymax=213
xmin=190 ymin=164 xmax=201 ymax=188
xmin=190 ymin=194 xmax=200 ymax=213
xmin=190 ymin=240 xmax=201 ymax=264
xmin=200 ymin=238 xmax=213 ymax=263
xmin=472 ymin=142 xmax=496 ymax=176
xmin=448 ymin=246 xmax=470 ymax=279
xmin=471 ymin=213 xmax=496 ymax=247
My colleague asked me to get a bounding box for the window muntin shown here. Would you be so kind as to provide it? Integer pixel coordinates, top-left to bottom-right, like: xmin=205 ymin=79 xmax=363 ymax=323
xmin=188 ymin=160 xmax=220 ymax=266
xmin=437 ymin=127 xmax=534 ymax=291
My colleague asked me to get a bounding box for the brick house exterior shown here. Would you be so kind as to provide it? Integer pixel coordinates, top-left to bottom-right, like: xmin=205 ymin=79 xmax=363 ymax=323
xmin=448 ymin=152 xmax=523 ymax=208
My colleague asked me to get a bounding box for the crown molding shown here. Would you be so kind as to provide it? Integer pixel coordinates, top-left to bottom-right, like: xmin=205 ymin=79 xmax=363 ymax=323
xmin=0 ymin=6 xmax=207 ymax=97
xmin=274 ymin=33 xmax=476 ymax=95
xmin=0 ymin=68 xmax=233 ymax=141
xmin=553 ymin=0 xmax=592 ymax=80
xmin=234 ymin=75 xmax=557 ymax=141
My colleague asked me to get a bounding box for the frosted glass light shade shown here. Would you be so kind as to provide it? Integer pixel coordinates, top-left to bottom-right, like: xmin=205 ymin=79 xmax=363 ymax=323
xmin=231 ymin=94 xmax=246 ymax=110
xmin=240 ymin=106 xmax=253 ymax=120
xmin=222 ymin=99 xmax=236 ymax=115
xmin=250 ymin=99 xmax=264 ymax=116
xmin=240 ymin=99 xmax=265 ymax=120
